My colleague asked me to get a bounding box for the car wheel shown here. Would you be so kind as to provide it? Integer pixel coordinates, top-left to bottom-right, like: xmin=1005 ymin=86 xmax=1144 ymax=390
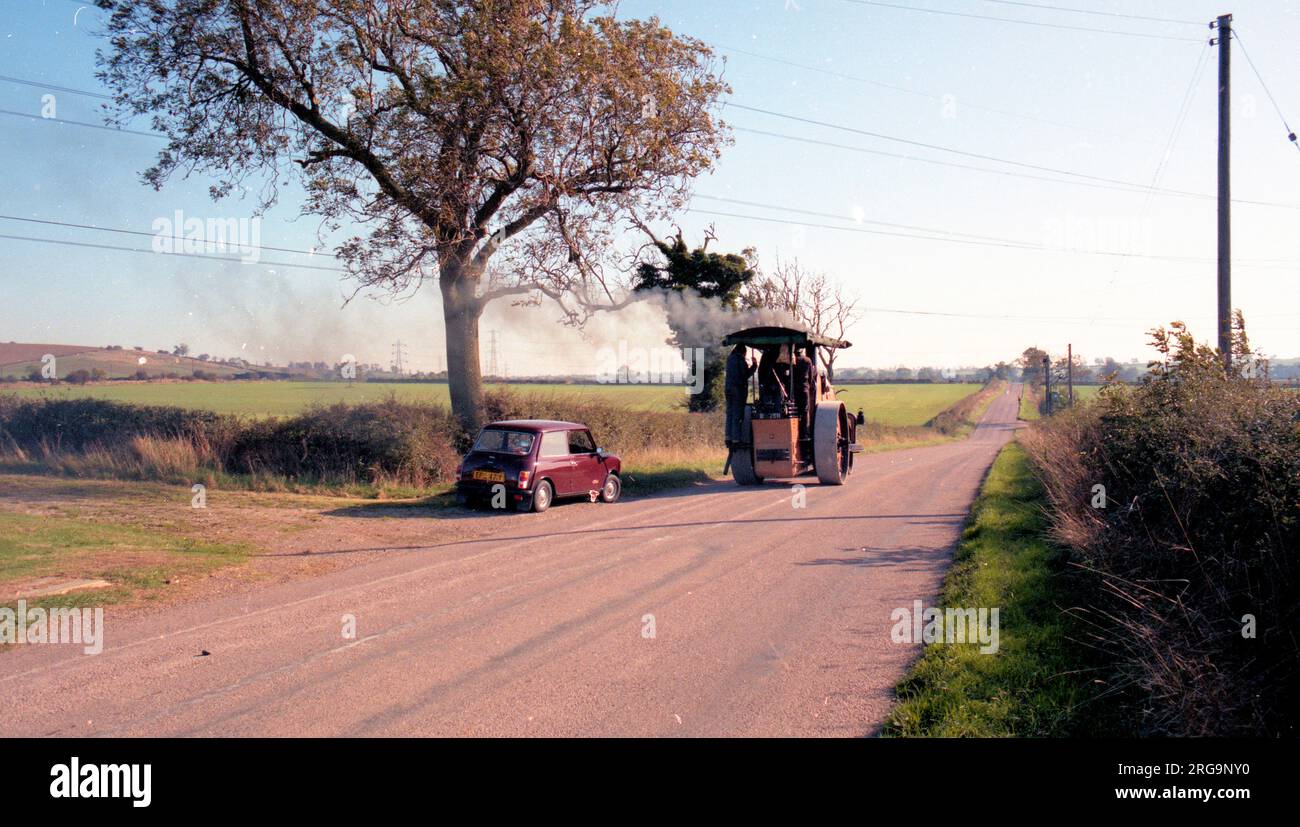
xmin=531 ymin=480 xmax=553 ymax=513
xmin=600 ymin=473 xmax=621 ymax=503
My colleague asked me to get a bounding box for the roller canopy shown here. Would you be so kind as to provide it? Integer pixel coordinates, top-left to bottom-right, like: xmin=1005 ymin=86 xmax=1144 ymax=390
xmin=722 ymin=325 xmax=851 ymax=350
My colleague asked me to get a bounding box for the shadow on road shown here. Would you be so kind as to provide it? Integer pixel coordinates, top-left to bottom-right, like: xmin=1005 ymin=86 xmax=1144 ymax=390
xmin=258 ymin=511 xmax=970 ymax=558
xmin=323 ymin=475 xmax=837 ymax=519
xmin=798 ymin=543 xmax=956 ymax=568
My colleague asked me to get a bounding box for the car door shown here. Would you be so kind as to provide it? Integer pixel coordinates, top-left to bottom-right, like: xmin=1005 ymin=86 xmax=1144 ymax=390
xmin=566 ymin=428 xmax=602 ymax=495
xmin=535 ymin=430 xmax=574 ymax=495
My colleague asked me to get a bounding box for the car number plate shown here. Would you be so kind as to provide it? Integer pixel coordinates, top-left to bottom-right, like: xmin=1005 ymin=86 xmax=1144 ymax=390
xmin=472 ymin=470 xmax=505 ymax=483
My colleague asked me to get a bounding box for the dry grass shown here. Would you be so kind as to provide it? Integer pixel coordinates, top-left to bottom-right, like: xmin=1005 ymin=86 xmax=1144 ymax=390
xmin=1018 ymin=326 xmax=1300 ymax=735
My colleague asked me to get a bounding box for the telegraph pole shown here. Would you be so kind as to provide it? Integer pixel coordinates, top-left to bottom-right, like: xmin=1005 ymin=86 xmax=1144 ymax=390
xmin=1042 ymin=355 xmax=1052 ymax=416
xmin=1067 ymin=343 xmax=1074 ymax=408
xmin=1213 ymin=13 xmax=1233 ymax=373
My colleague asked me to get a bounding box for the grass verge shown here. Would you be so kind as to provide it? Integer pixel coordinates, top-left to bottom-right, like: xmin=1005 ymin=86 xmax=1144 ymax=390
xmin=1018 ymin=384 xmax=1041 ymax=421
xmin=882 ymin=441 xmax=1115 ymax=737
xmin=0 ymin=509 xmax=250 ymax=612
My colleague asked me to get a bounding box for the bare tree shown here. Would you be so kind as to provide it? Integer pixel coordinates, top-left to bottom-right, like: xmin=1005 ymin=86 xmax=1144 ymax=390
xmin=96 ymin=0 xmax=730 ymax=428
xmin=743 ymin=257 xmax=862 ymax=374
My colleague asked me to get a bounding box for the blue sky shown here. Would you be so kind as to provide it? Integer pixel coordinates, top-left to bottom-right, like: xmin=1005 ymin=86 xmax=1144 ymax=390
xmin=2 ymin=0 xmax=1298 ymax=373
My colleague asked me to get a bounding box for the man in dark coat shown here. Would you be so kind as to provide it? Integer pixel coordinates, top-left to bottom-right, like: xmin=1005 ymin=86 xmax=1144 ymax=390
xmin=793 ymin=346 xmax=816 ymax=439
xmin=724 ymin=344 xmax=757 ymax=445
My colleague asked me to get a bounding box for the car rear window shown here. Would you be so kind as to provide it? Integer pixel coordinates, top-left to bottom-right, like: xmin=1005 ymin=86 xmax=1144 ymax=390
xmin=473 ymin=429 xmax=535 ymax=455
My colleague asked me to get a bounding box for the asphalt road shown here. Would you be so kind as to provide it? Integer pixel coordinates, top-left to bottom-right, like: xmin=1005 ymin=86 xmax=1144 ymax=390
xmin=1 ymin=385 xmax=1022 ymax=737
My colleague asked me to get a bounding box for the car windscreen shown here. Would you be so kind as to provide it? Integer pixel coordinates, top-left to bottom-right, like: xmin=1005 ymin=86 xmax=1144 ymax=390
xmin=473 ymin=429 xmax=536 ymax=455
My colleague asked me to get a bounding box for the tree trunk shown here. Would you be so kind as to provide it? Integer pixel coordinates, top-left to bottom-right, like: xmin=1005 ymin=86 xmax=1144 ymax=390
xmin=441 ymin=263 xmax=486 ymax=434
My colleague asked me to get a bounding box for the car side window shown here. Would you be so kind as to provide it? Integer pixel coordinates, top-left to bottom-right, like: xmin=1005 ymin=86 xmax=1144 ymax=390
xmin=568 ymin=429 xmax=595 ymax=454
xmin=540 ymin=431 xmax=569 ymax=457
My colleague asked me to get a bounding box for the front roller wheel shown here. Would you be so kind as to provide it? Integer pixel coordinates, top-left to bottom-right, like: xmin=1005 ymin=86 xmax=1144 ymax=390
xmin=814 ymin=402 xmax=851 ymax=485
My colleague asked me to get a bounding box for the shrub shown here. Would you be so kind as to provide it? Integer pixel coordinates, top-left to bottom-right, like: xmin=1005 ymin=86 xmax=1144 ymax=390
xmin=480 ymin=389 xmax=718 ymax=456
xmin=1020 ymin=319 xmax=1300 ymax=735
xmin=0 ymin=389 xmax=722 ymax=490
xmin=0 ymin=396 xmax=237 ymax=455
xmin=227 ymin=400 xmax=461 ymax=487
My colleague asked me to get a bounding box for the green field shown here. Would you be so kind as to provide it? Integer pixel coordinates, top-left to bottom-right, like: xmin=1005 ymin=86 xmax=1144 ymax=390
xmin=5 ymin=380 xmax=983 ymax=424
xmin=836 ymin=383 xmax=981 ymax=427
xmin=2 ymin=381 xmax=680 ymax=417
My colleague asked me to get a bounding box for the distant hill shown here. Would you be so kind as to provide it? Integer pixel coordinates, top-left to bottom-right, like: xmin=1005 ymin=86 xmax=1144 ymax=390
xmin=0 ymin=342 xmax=252 ymax=380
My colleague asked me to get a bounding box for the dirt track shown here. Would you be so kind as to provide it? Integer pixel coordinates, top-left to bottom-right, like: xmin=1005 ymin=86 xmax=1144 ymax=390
xmin=0 ymin=385 xmax=1022 ymax=737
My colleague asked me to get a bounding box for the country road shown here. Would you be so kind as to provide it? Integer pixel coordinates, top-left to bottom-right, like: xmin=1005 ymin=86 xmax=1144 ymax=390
xmin=1 ymin=385 xmax=1023 ymax=737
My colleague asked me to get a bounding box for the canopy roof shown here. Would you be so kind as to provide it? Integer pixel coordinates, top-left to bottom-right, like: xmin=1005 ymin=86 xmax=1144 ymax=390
xmin=722 ymin=325 xmax=852 ymax=350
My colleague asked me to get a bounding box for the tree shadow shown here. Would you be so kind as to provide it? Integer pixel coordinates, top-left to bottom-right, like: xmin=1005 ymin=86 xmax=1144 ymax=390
xmin=258 ymin=511 xmax=969 ymax=558
xmin=797 ymin=543 xmax=956 ymax=569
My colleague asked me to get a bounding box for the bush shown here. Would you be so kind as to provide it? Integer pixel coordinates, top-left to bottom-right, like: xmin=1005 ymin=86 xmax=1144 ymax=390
xmin=0 ymin=396 xmax=237 ymax=455
xmin=480 ymin=389 xmax=718 ymax=455
xmin=65 ymin=369 xmax=93 ymax=385
xmin=0 ymin=390 xmax=719 ymax=490
xmin=227 ymin=400 xmax=462 ymax=487
xmin=1020 ymin=320 xmax=1300 ymax=735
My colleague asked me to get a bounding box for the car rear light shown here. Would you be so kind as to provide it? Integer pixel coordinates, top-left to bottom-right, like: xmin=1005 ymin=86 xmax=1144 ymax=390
xmin=517 ymin=470 xmax=530 ymax=488
xmin=455 ymin=462 xmax=464 ymax=478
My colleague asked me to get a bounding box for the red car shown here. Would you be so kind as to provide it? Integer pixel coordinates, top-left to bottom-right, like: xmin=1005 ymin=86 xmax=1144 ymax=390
xmin=455 ymin=420 xmax=622 ymax=512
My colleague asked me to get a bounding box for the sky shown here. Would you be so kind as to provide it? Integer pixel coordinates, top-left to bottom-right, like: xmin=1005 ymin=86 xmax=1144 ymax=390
xmin=1 ymin=0 xmax=1299 ymax=374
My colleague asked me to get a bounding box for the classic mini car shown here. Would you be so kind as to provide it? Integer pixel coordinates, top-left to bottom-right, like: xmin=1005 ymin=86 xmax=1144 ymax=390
xmin=454 ymin=420 xmax=622 ymax=512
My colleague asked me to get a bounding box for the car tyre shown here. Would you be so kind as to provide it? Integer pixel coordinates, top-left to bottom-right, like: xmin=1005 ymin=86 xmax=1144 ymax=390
xmin=531 ymin=480 xmax=554 ymax=513
xmin=600 ymin=473 xmax=621 ymax=503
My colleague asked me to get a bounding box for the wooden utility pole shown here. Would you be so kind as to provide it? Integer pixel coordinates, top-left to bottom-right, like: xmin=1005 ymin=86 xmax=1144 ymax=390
xmin=1067 ymin=343 xmax=1074 ymax=408
xmin=1043 ymin=355 xmax=1052 ymax=416
xmin=1214 ymin=13 xmax=1233 ymax=373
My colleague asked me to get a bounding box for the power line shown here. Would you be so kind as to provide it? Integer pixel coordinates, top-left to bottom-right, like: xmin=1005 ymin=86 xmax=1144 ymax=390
xmin=0 ymin=232 xmax=348 ymax=273
xmin=4 ymin=71 xmax=1295 ymax=209
xmin=708 ymin=41 xmax=1150 ymax=142
xmin=1084 ymin=40 xmax=1211 ymax=325
xmin=1233 ymin=30 xmax=1300 ymax=157
xmin=729 ymin=117 xmax=1300 ymax=211
xmin=0 ymin=213 xmax=341 ymax=260
xmin=835 ymin=0 xmax=1203 ymax=42
xmin=685 ymin=206 xmax=1300 ymax=268
xmin=976 ymin=0 xmax=1201 ymax=26
xmin=728 ymin=102 xmax=1174 ymax=188
xmin=733 ymin=124 xmax=1163 ymax=197
xmin=692 ymin=194 xmax=1017 ymax=243
xmin=4 ymin=200 xmax=1292 ymax=278
xmin=0 ymin=107 xmax=163 ymax=138
xmin=0 ymin=73 xmax=112 ymax=100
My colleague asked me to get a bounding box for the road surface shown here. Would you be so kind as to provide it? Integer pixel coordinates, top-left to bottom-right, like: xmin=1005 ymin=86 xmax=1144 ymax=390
xmin=1 ymin=385 xmax=1022 ymax=737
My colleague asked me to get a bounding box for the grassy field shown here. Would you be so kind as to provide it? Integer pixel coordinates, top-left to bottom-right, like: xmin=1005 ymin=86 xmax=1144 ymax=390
xmin=883 ymin=442 xmax=1113 ymax=737
xmin=2 ymin=381 xmax=676 ymax=417
xmin=835 ymin=383 xmax=980 ymax=427
xmin=4 ymin=380 xmax=983 ymax=424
